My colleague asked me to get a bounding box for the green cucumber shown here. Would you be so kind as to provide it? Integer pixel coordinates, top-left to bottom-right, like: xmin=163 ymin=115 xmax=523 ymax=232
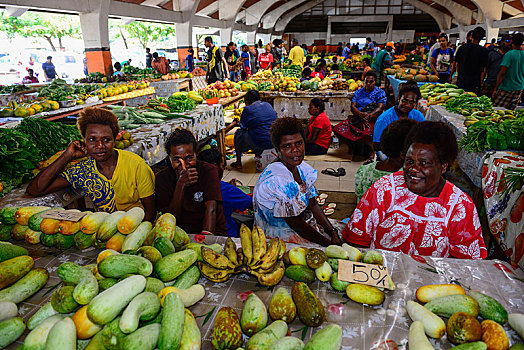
xmin=98 ymin=278 xmax=118 ymax=291
xmin=40 ymin=232 xmax=56 ymax=247
xmin=57 ymin=262 xmax=99 ymax=305
xmin=0 ymin=223 xmax=13 ymax=241
xmin=121 ymin=323 xmax=161 ymax=350
xmin=145 ymin=277 xmax=165 ymax=294
xmin=0 ymin=301 xmax=17 ymax=323
xmin=0 ymin=255 xmax=34 ymax=289
xmin=87 ymin=275 xmax=146 ymax=325
xmin=28 ymin=208 xmax=61 ymax=231
xmin=158 ymin=292 xmax=184 ymax=350
xmin=154 ymin=237 xmax=176 ymax=257
xmin=44 ymin=317 xmax=76 ymax=350
xmin=24 ymin=314 xmax=64 ymax=350
xmin=425 ymin=294 xmax=479 ymax=318
xmin=154 ymin=249 xmax=197 ymax=282
xmin=469 ymin=291 xmax=508 ymax=325
xmin=28 ymin=302 xmax=59 ymax=330
xmin=329 ymin=272 xmax=351 ymax=292
xmin=0 ymin=268 xmax=49 ymax=303
xmin=121 ymin=222 xmax=152 ymax=252
xmin=0 ymin=316 xmax=25 ymax=348
xmin=273 ymin=336 xmax=304 ymax=350
xmin=172 ymin=265 xmax=200 ymax=289
xmin=74 ymin=231 xmax=94 ymax=250
xmin=54 ymin=233 xmax=75 ymax=250
xmin=285 ymin=265 xmax=316 ymax=284
xmin=245 ymin=320 xmax=288 ymax=350
xmin=0 ymin=241 xmax=28 ymax=262
xmin=304 ymin=324 xmax=342 ymax=350
xmin=119 ymin=292 xmax=161 ymax=334
xmin=1 ymin=206 xmax=20 ymax=225
xmin=98 ymin=254 xmax=153 ymax=278
xmin=11 ymin=224 xmax=29 ymax=240
xmin=450 ymin=341 xmax=488 ymax=349
xmin=51 ymin=286 xmax=80 ymax=314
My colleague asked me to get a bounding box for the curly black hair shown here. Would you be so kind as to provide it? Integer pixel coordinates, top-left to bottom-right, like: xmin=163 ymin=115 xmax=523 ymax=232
xmin=165 ymin=128 xmax=197 ymax=156
xmin=77 ymin=107 xmax=120 ymax=139
xmin=403 ymin=121 xmax=458 ymax=165
xmin=310 ymin=98 xmax=325 ymax=112
xmin=197 ymin=148 xmax=223 ymax=166
xmin=270 ymin=117 xmax=305 ymax=150
xmin=399 ymin=80 xmax=422 ymax=101
xmin=364 ymin=70 xmax=377 ymax=80
xmin=381 ymin=119 xmax=418 ymax=158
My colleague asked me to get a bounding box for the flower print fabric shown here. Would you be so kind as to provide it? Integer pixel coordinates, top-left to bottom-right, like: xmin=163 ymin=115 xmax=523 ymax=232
xmin=254 ymin=161 xmax=319 ymax=244
xmin=343 ymin=171 xmax=487 ymax=259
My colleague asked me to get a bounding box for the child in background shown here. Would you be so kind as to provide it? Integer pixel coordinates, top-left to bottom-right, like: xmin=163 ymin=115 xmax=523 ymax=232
xmin=301 ymin=67 xmax=312 ymax=82
xmin=311 ymin=65 xmax=324 ymax=79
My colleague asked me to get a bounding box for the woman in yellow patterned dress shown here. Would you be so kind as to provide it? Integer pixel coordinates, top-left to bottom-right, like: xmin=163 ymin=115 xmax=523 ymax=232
xmin=27 ymin=107 xmax=156 ymax=222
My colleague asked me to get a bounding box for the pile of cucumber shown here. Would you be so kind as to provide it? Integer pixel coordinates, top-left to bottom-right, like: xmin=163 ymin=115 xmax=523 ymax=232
xmin=105 ymin=105 xmax=192 ymax=129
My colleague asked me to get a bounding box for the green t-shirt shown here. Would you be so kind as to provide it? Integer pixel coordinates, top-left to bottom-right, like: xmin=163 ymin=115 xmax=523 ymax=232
xmin=355 ymin=161 xmax=392 ymax=201
xmin=371 ymin=50 xmax=390 ymax=73
xmin=499 ymin=49 xmax=524 ymax=91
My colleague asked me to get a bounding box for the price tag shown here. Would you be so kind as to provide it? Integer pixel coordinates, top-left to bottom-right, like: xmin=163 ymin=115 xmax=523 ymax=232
xmin=337 ymin=260 xmax=392 ymax=289
xmin=41 ymin=209 xmax=87 ymax=222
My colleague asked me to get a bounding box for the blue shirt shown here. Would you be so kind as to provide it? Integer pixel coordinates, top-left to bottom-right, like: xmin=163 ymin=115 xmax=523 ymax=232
xmin=221 ymin=181 xmax=252 ymax=237
xmin=373 ymin=107 xmax=425 ymax=143
xmin=431 ymin=47 xmax=454 ymax=75
xmin=241 ymin=51 xmax=250 ymax=68
xmin=342 ymin=47 xmax=351 ymax=59
xmin=42 ymin=62 xmax=56 ymax=78
xmin=352 ymin=87 xmax=386 ymax=111
xmin=240 ymin=100 xmax=278 ymax=150
xmin=185 ymin=55 xmax=194 ymax=71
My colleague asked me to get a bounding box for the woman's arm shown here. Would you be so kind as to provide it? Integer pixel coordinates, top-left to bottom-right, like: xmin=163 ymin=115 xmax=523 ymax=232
xmin=26 ymin=141 xmax=85 ymax=197
xmin=369 ymin=103 xmax=385 ymax=120
xmin=308 ymin=198 xmax=342 ymax=244
xmin=284 ymin=215 xmax=332 ymax=246
xmin=305 ymin=127 xmax=321 ymax=144
xmin=140 ymin=195 xmax=156 ymax=223
xmin=429 ymin=56 xmax=438 ymax=75
xmin=202 ymin=200 xmax=217 ymax=233
xmin=350 ymin=102 xmax=365 ymax=118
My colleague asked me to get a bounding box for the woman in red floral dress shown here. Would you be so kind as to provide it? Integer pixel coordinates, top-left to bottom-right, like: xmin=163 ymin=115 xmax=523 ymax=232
xmin=343 ymin=121 xmax=487 ymax=259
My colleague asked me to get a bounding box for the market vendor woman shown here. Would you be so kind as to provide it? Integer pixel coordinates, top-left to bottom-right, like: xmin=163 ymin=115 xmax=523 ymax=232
xmin=155 ymin=129 xmax=227 ymax=235
xmin=343 ymin=121 xmax=487 ymax=259
xmin=27 ymin=107 xmax=156 ymax=222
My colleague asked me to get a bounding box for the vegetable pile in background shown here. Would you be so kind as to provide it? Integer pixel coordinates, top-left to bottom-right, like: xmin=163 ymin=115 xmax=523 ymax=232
xmin=0 ymin=84 xmax=31 ymax=94
xmin=445 ymin=95 xmax=493 ymax=116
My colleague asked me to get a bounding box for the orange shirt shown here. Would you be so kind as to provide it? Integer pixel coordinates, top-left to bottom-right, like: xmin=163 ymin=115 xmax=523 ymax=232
xmin=152 ymin=57 xmax=169 ymax=75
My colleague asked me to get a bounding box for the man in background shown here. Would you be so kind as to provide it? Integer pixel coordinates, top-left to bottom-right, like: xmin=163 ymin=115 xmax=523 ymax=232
xmin=185 ymin=48 xmax=194 ymax=72
xmin=365 ymin=37 xmax=375 ymax=57
xmin=289 ymin=38 xmax=305 ymax=67
xmin=455 ymin=26 xmax=488 ymax=95
xmin=342 ymin=42 xmax=351 ymax=60
xmin=146 ymin=48 xmax=152 ymax=68
xmin=481 ymin=34 xmax=512 ymax=97
xmin=493 ymin=32 xmax=524 ymax=109
xmin=371 ymin=42 xmax=394 ymax=83
xmin=152 ymin=52 xmax=169 ymax=75
xmin=42 ymin=56 xmax=57 ymax=82
xmin=205 ymin=36 xmax=228 ymax=84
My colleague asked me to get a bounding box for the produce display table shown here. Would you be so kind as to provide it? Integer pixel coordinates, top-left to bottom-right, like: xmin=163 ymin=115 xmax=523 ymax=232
xmin=6 ymin=235 xmax=524 ymax=349
xmin=218 ymin=92 xmax=246 ymax=108
xmin=149 ymin=78 xmax=192 ymax=97
xmin=387 ymin=75 xmax=435 ymax=100
xmin=0 ymin=184 xmax=82 ymax=209
xmin=481 ymin=151 xmax=524 ymax=270
xmin=260 ymin=90 xmax=354 ymax=121
xmin=126 ymin=104 xmax=225 ymax=165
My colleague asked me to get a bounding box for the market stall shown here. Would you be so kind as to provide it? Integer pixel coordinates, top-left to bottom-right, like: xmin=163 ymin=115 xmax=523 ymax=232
xmin=2 ymin=234 xmax=523 ymax=350
xmin=387 ymin=75 xmax=435 ymax=100
xmin=260 ymin=90 xmax=354 ymax=121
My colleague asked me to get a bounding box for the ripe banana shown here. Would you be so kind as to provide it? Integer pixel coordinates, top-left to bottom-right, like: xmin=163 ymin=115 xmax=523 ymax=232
xmin=278 ymin=239 xmax=286 ymax=259
xmin=201 ymin=247 xmax=236 ymax=270
xmin=257 ymin=227 xmax=267 ymax=258
xmin=253 ymin=261 xmax=285 ymax=286
xmin=197 ymin=261 xmax=233 ymax=283
xmin=240 ymin=224 xmax=253 ymax=265
xmin=251 ymin=225 xmax=261 ymax=266
xmin=237 ymin=247 xmax=247 ymax=265
xmin=257 ymin=238 xmax=281 ymax=271
xmin=224 ymin=237 xmax=239 ymax=266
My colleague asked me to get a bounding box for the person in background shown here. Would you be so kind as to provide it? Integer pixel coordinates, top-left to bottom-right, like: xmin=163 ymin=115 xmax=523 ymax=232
xmin=412 ymin=42 xmax=425 ymax=56
xmin=271 ymin=39 xmax=283 ymax=68
xmin=42 ymin=56 xmax=57 ymax=82
xmin=254 ymin=117 xmax=342 ymax=246
xmin=366 ymin=37 xmax=375 ymax=57
xmin=225 ymin=42 xmax=239 ymax=82
xmin=373 ymin=41 xmax=379 ymax=56
xmin=305 ymin=98 xmax=332 ymax=155
xmin=22 ymin=68 xmax=38 ymax=84
xmin=113 ymin=62 xmax=124 ymax=77
xmin=205 ymin=36 xmax=228 ymax=84
xmin=430 ymin=33 xmax=455 ymax=83
xmin=492 ymin=32 xmax=524 ymax=110
xmin=185 ymin=48 xmax=194 ymax=72
xmin=152 ymin=52 xmax=170 ymax=75
xmin=342 ymin=43 xmax=351 ymax=60
xmin=83 ymin=55 xmax=88 ymax=76
xmin=304 ymin=56 xmax=313 ymax=68
xmin=155 ymin=129 xmax=227 ymax=235
xmin=455 ymin=26 xmax=488 ymax=95
xmin=146 ymin=48 xmax=152 ymax=68
xmin=481 ymin=34 xmax=512 ymax=97
xmin=373 ymin=82 xmax=425 ymax=155
xmin=361 ymin=57 xmax=372 ymax=80
xmin=343 ymin=121 xmax=487 ymax=260
xmin=487 ymin=38 xmax=496 ymax=48
xmin=334 ymin=70 xmax=386 ymax=161
xmin=426 ymin=37 xmax=440 ymax=67
xmin=289 ymin=38 xmax=305 ymax=67
xmin=258 ymin=44 xmax=273 ymax=71
xmin=330 ymin=64 xmax=342 ymax=77
xmin=371 ymin=42 xmax=394 ymax=83
xmin=240 ymin=44 xmax=251 ymax=79
xmin=311 ymin=65 xmax=324 ymax=79
xmin=302 ymin=44 xmax=309 ymax=56
xmin=27 ymin=107 xmax=156 ymax=222
xmin=355 ymin=119 xmax=417 ymax=201
xmin=352 ymin=43 xmax=360 ymax=54
xmin=311 ymin=43 xmax=317 ymax=54
xmin=336 ymin=42 xmax=343 ymax=56
xmin=301 ymin=67 xmax=312 ymax=82
xmin=230 ymin=90 xmax=278 ymax=170
xmin=198 ymin=148 xmax=252 ymax=238
xmin=256 ymin=43 xmax=265 ymax=71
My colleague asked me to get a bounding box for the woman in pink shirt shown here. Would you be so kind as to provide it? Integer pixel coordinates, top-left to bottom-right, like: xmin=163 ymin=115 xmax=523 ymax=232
xmin=258 ymin=45 xmax=273 ymax=70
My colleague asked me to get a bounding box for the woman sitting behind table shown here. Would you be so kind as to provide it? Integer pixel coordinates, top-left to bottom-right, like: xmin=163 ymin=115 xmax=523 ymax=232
xmin=355 ymin=119 xmax=418 ymax=201
xmin=361 ymin=58 xmax=372 ymax=81
xmin=254 ymin=117 xmax=342 ymax=246
xmin=300 ymin=68 xmax=312 ymax=82
xmin=27 ymin=107 xmax=156 ymax=221
xmin=333 ymin=70 xmax=386 ymax=161
xmin=343 ymin=121 xmax=487 ymax=259
xmin=197 ymin=147 xmax=252 ymax=238
xmin=305 ymin=98 xmax=332 ymax=156
xmin=155 ymin=129 xmax=227 ymax=235
xmin=311 ymin=65 xmax=324 ymax=79
xmin=373 ymin=81 xmax=425 ymax=160
xmin=22 ymin=69 xmax=39 ymax=84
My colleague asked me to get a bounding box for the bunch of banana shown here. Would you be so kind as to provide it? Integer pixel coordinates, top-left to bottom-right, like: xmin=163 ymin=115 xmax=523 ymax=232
xmin=198 ymin=224 xmax=286 ymax=286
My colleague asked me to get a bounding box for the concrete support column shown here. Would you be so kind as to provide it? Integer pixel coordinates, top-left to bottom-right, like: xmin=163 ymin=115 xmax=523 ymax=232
xmin=458 ymin=24 xmax=468 ymax=43
xmin=257 ymin=33 xmax=271 ymax=46
xmin=387 ymin=18 xmax=393 ymax=41
xmin=79 ymin=0 xmax=111 ymax=75
xmin=326 ymin=19 xmax=332 ymax=46
xmin=246 ymin=31 xmax=257 ymax=47
xmin=175 ymin=21 xmax=193 ymax=68
xmin=220 ymin=28 xmax=233 ymax=49
xmin=472 ymin=0 xmax=502 ymax=42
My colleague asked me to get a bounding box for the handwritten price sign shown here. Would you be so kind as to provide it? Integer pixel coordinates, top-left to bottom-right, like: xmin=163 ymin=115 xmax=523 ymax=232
xmin=337 ymin=260 xmax=392 ymax=289
xmin=41 ymin=209 xmax=87 ymax=222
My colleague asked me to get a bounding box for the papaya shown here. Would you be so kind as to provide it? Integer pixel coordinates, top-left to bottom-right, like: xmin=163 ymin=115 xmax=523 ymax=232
xmin=212 ymin=307 xmax=243 ymax=350
xmin=150 ymin=213 xmax=176 ymax=242
xmin=447 ymin=312 xmax=482 ymax=345
xmin=241 ymin=293 xmax=268 ymax=336
xmin=291 ymin=282 xmax=325 ymax=327
xmin=268 ymin=287 xmax=296 ymax=323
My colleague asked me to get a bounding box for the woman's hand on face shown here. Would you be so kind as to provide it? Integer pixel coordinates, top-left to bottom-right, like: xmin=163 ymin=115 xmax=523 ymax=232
xmin=64 ymin=140 xmax=87 ymax=160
